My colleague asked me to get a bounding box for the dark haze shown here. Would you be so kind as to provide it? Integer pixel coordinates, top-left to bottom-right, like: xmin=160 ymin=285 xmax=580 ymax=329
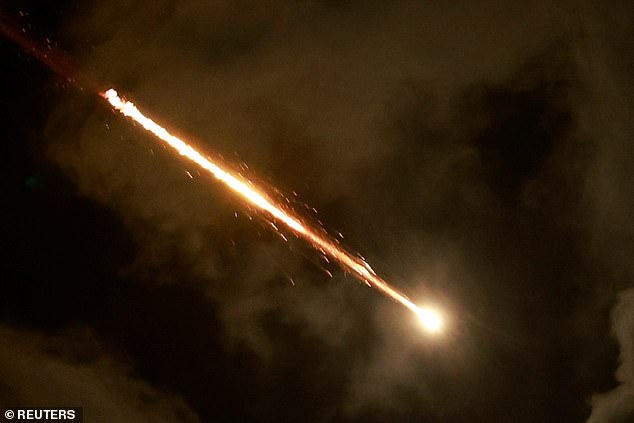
xmin=1 ymin=1 xmax=633 ymax=422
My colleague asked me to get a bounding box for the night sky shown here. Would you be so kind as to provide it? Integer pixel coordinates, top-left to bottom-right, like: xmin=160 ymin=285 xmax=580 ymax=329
xmin=1 ymin=1 xmax=634 ymax=422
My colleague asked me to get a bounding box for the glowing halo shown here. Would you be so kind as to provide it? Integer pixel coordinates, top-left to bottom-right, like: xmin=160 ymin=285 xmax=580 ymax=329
xmin=415 ymin=307 xmax=444 ymax=334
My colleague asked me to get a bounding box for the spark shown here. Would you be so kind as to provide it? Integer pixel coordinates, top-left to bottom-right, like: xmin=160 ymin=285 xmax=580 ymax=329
xmin=101 ymin=88 xmax=444 ymax=334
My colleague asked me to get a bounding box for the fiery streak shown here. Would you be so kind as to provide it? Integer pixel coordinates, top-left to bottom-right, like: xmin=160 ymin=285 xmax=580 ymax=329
xmin=101 ymin=88 xmax=443 ymax=333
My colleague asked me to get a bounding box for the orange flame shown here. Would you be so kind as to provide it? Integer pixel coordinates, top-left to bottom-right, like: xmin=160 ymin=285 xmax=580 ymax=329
xmin=101 ymin=88 xmax=443 ymax=332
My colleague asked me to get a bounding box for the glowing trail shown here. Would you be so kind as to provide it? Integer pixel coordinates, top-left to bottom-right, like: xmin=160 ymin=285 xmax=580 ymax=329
xmin=0 ymin=10 xmax=443 ymax=333
xmin=101 ymin=89 xmax=443 ymax=333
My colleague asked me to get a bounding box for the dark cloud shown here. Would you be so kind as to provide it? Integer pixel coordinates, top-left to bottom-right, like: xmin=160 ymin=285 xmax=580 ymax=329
xmin=0 ymin=325 xmax=199 ymax=423
xmin=588 ymin=289 xmax=634 ymax=423
xmin=1 ymin=0 xmax=633 ymax=421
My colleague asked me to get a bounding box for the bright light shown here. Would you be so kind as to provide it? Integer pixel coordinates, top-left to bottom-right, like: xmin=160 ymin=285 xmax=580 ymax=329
xmin=101 ymin=88 xmax=445 ymax=331
xmin=416 ymin=307 xmax=444 ymax=334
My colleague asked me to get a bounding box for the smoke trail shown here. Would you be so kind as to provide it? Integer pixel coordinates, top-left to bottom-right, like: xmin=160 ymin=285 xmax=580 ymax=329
xmin=0 ymin=10 xmax=97 ymax=89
